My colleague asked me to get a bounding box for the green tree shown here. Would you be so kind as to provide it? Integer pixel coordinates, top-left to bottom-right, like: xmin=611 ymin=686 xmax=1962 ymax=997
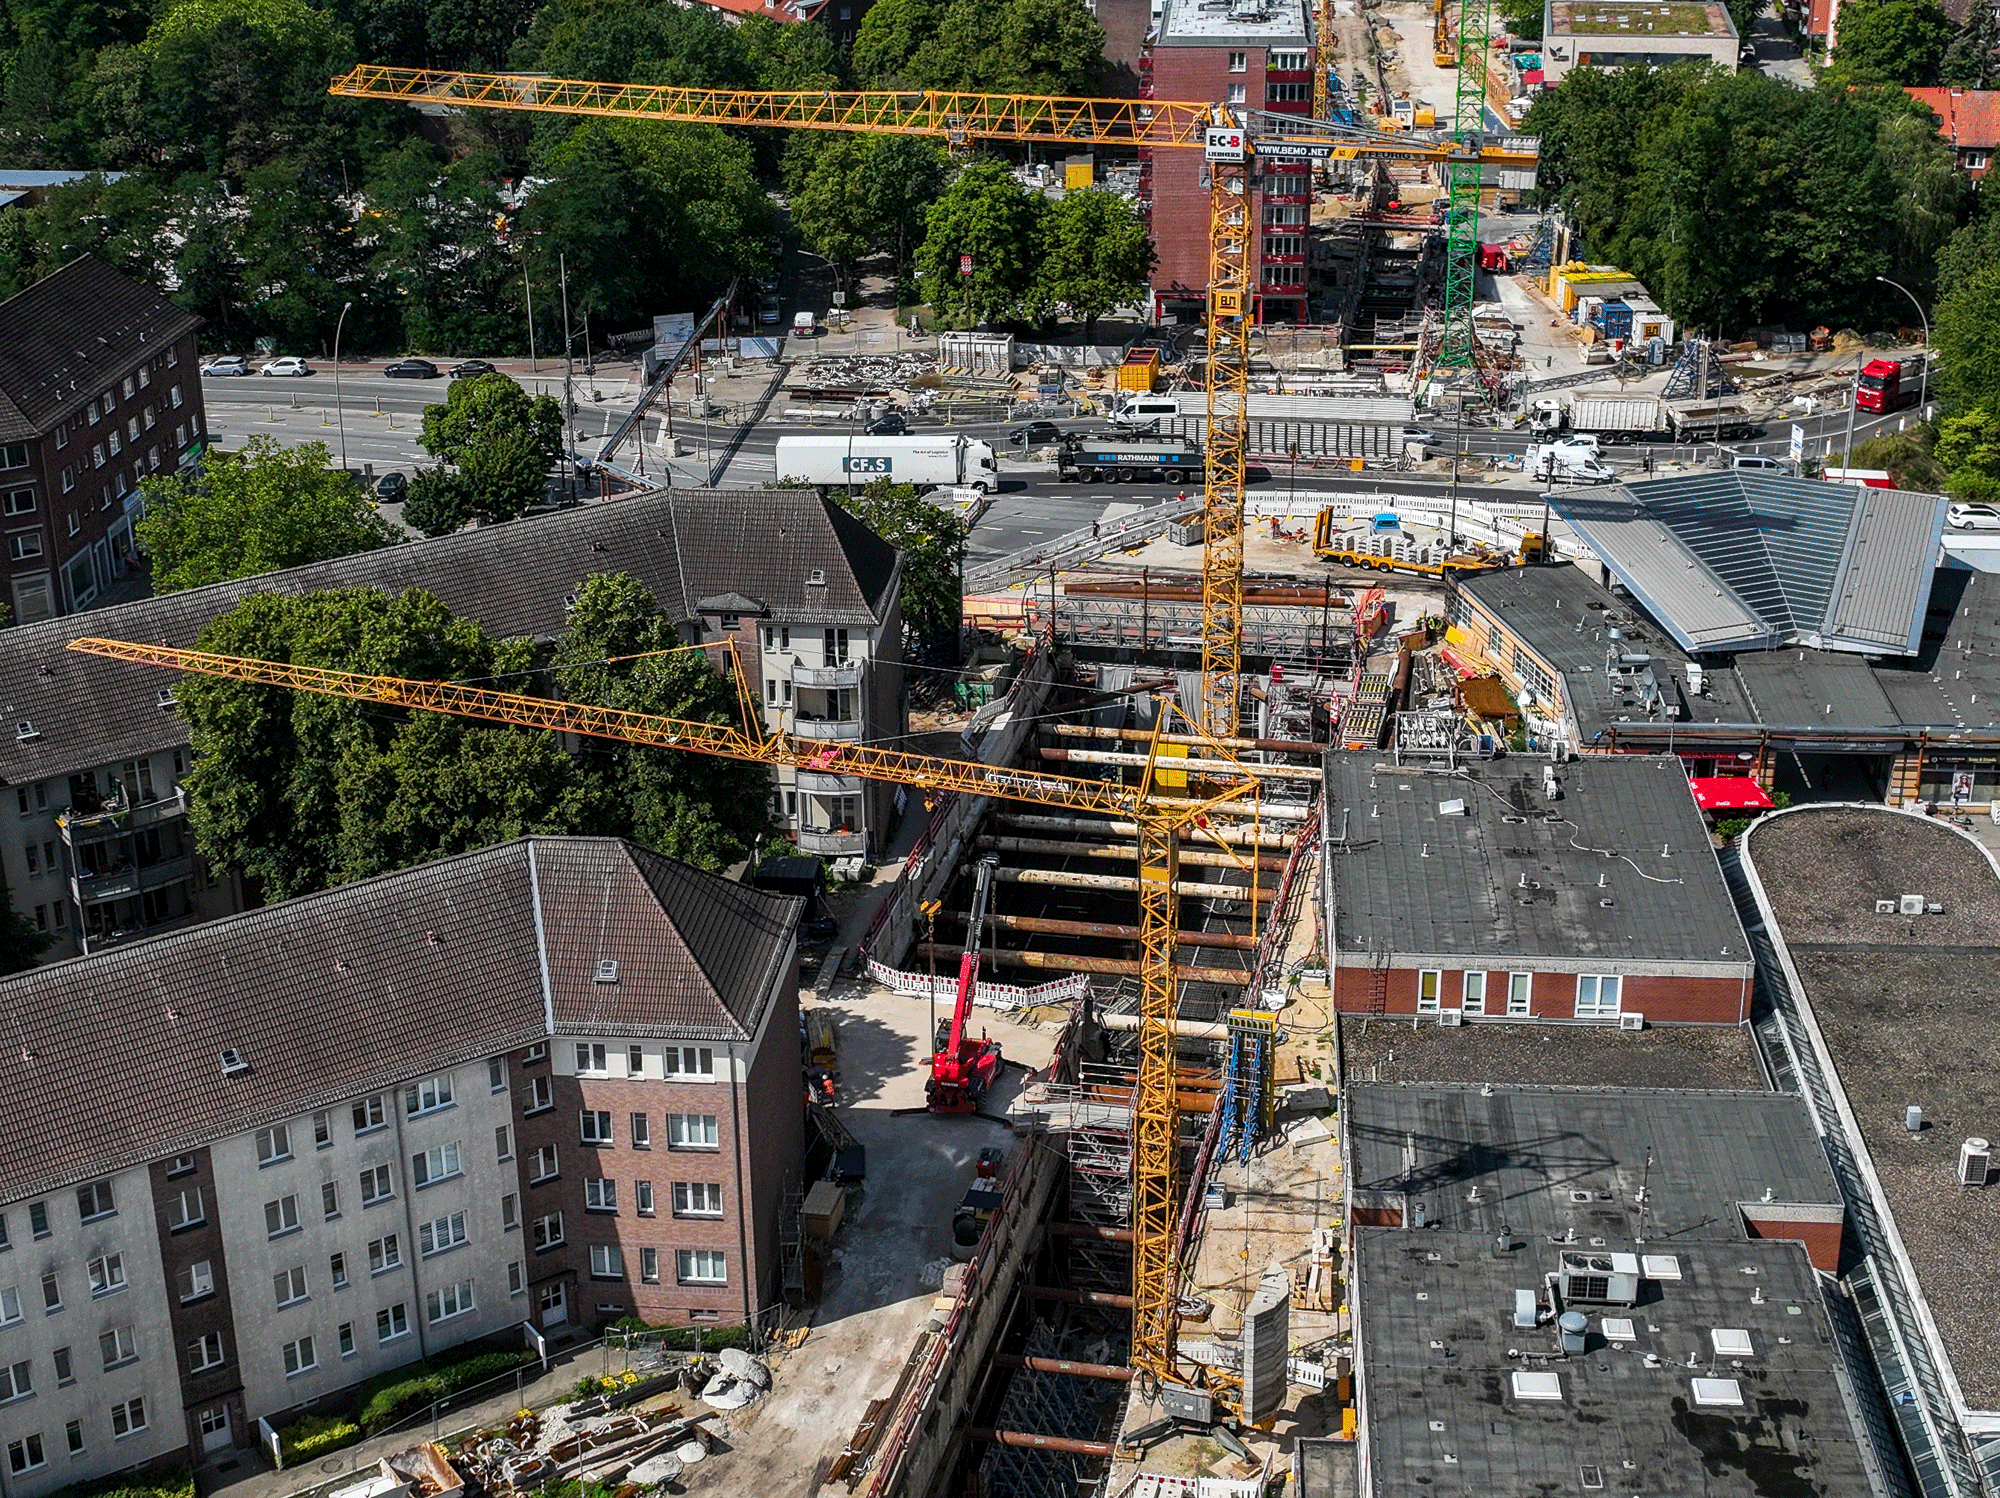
xmin=851 ymin=0 xmax=949 ymax=83
xmin=0 ymin=891 xmax=53 ymax=973
xmin=1494 ymin=0 xmax=1542 ymax=39
xmin=915 ymin=158 xmax=1043 ymax=326
xmin=400 ymin=467 xmax=480 ymax=537
xmin=1832 ymin=0 xmax=1951 ymax=83
xmin=739 ymin=13 xmax=842 ymax=86
xmin=1941 ymin=0 xmax=2000 ymax=85
xmin=362 ymin=140 xmax=520 ymax=353
xmin=136 ymin=435 xmax=400 ymax=592
xmin=1875 ymin=105 xmax=1968 ymax=290
xmin=235 ymin=159 xmax=362 ymax=352
xmin=1935 ymin=261 xmax=2000 ymax=411
xmin=546 ymin=573 xmax=770 ymax=867
xmin=840 ymin=480 xmax=965 ymax=662
xmin=901 ymin=0 xmax=1104 ymax=90
xmin=1935 ymin=405 xmax=2000 ymax=497
xmin=1029 ymin=188 xmax=1154 ymax=335
xmin=786 ymin=133 xmax=950 ymax=291
xmin=1936 ymin=196 xmax=2000 ymax=298
xmin=1851 ymin=428 xmax=1945 ymax=491
xmin=418 ymin=374 xmax=563 ymax=527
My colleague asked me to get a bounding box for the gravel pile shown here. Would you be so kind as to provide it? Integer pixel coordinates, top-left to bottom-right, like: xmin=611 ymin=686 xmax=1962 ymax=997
xmin=1340 ymin=1019 xmax=1762 ymax=1090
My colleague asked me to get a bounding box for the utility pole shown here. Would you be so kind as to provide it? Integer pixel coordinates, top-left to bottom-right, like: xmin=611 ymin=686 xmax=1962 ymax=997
xmin=1842 ymin=351 xmax=1862 ymax=467
xmin=524 ymin=270 xmax=538 ymax=375
xmin=332 ymin=300 xmax=353 ymax=476
xmin=559 ymin=253 xmax=576 ymax=504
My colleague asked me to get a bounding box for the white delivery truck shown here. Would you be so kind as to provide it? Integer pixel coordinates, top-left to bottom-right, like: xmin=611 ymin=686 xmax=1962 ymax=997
xmin=774 ymin=434 xmax=1000 ymax=493
xmin=1527 ymin=442 xmax=1616 ymax=485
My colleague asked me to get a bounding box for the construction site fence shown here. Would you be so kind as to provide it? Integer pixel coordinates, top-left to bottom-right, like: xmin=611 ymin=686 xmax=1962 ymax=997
xmin=964 ymin=495 xmax=1198 ymax=593
xmin=1243 ymin=803 xmax=1322 ymax=1000
xmin=864 ymin=958 xmax=1090 ymax=1013
xmin=1014 ymin=343 xmax=1132 ymax=369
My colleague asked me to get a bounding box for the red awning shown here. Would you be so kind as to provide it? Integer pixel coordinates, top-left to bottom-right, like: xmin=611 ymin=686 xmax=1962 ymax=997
xmin=1521 ymin=68 xmax=1545 ymax=84
xmin=1689 ymin=777 xmax=1775 ymax=811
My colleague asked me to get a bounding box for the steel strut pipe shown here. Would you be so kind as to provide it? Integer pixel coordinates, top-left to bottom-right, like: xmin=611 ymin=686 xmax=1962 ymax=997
xmin=916 ymin=944 xmax=1247 ymax=987
xmin=1042 ymin=1222 xmax=1138 ymax=1243
xmin=936 ymin=910 xmax=1257 ymax=949
xmin=1048 ymin=723 xmax=1331 ymax=752
xmin=993 ymin=812 xmax=1297 ymax=848
xmin=990 ymin=867 xmax=1274 ymax=900
xmin=975 ymin=834 xmax=1288 ymax=871
xmin=1024 ymin=1286 xmax=1136 ymax=1308
xmin=993 ymin=1354 xmax=1138 ymax=1381
xmin=1037 ymin=746 xmax=1323 ymax=781
xmin=967 ymin=1429 xmax=1118 ymax=1457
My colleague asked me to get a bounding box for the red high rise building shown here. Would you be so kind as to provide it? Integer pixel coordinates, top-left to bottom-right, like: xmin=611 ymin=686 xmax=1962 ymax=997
xmin=1139 ymin=0 xmax=1315 ymax=324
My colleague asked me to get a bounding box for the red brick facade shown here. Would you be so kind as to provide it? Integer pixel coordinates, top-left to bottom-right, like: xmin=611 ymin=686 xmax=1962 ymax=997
xmin=1330 ymin=965 xmax=1751 ymax=1025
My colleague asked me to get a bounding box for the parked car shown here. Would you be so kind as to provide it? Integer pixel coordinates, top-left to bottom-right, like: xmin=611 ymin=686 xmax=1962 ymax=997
xmin=758 ymin=276 xmax=780 ymax=295
xmin=864 ymin=410 xmax=908 ymax=435
xmin=1010 ymin=421 xmax=1066 ymax=447
xmin=203 ymin=355 xmax=251 ymax=377
xmin=1400 ymin=424 xmax=1438 ymax=447
xmin=376 ymin=472 xmax=408 ymax=503
xmin=758 ymin=294 xmax=782 ymax=326
xmin=1949 ymin=502 xmax=2000 ymax=531
xmin=792 ymin=310 xmax=818 ymax=338
xmin=448 ymin=360 xmax=496 ymax=379
xmin=1731 ymin=454 xmax=1795 ymax=476
xmin=259 ymin=356 xmax=312 ymax=377
xmin=800 ymin=915 xmax=839 ymax=941
xmin=384 ymin=358 xmax=441 ymax=379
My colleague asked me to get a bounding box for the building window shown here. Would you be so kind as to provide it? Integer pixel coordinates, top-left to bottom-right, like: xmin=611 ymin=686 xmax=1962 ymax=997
xmin=0 ymin=1360 xmax=31 ymax=1401
xmin=1575 ymin=975 xmax=1623 ymax=1018
xmin=1417 ymin=970 xmax=1442 ymax=1013
xmin=631 ymin=1113 xmax=651 ymax=1148
xmin=322 ymin=1181 xmax=340 ymax=1219
xmin=1227 ymin=49 xmax=1247 ymax=70
xmin=377 ymin=1303 xmax=409 ymax=1342
xmin=501 ymin=1193 xmax=518 ymax=1229
xmin=584 ymin=1179 xmax=617 ymax=1211
xmin=168 ymin=1186 xmax=204 ymax=1229
xmin=508 ymin=1261 xmax=525 ymax=1294
xmin=256 ymin=1124 xmax=292 ymax=1164
xmin=1462 ymin=971 xmax=1487 ymax=1015
xmin=677 ymin=1249 xmax=726 ymax=1285
xmin=330 ymin=1252 xmax=348 ymax=1289
xmin=639 ymin=1248 xmax=660 ymax=1283
xmin=1269 ymin=49 xmax=1308 ymax=68
xmin=176 ymin=1262 xmax=213 ymax=1302
xmin=580 ymin=1110 xmax=614 ymax=1145
xmin=8 ymin=532 xmax=42 ymax=561
xmin=530 ymin=1145 xmax=559 ymax=1183
xmin=664 ymin=1046 xmax=715 ymax=1080
xmin=524 ymin=1075 xmax=553 ymax=1114
xmin=110 ymin=1396 xmax=147 ymax=1437
xmin=1227 ymin=82 xmax=1247 ymax=104
xmin=1267 ymin=81 xmax=1310 ymax=102
xmin=489 ymin=1057 xmax=508 ymax=1092
xmin=28 ymin=1204 xmax=47 ymax=1239
xmin=1507 ymin=972 xmax=1533 ymax=1016
xmin=353 ymin=1095 xmax=386 ymax=1133
xmin=0 ymin=1289 xmax=17 ymax=1325
xmin=589 ymin=1245 xmax=621 ymax=1279
xmin=404 ymin=1075 xmax=454 ymax=1117
xmin=187 ymin=1331 xmax=224 ymax=1373
xmin=627 ymin=1044 xmax=645 ymax=1076
xmin=575 ymin=1042 xmax=608 ymax=1075
xmin=369 ymin=1235 xmax=402 ymax=1274
xmin=1264 ymin=235 xmax=1304 ymax=258
xmin=2 ymin=489 xmax=32 ymax=516
xmin=669 ymin=1114 xmax=719 ymax=1150
xmin=674 ymin=1182 xmax=724 ymax=1217
xmin=360 ymin=1165 xmax=393 ymax=1205
xmin=99 ymin=1326 xmax=136 ymax=1368
xmin=281 ymin=1338 xmax=315 ymax=1377
xmin=53 ymin=422 xmax=68 ymax=450
xmin=426 ymin=1279 xmax=475 ymax=1323
xmin=411 ymin=1142 xmax=462 ymax=1187
xmin=635 ymin=1181 xmax=655 ymax=1216
xmin=122 ymin=376 xmax=135 ymax=399
xmin=73 ymin=1181 xmax=113 ymax=1222
xmin=314 ymin=1111 xmax=332 ymax=1148
xmin=87 ymin=1255 xmax=124 ymax=1296
xmin=265 ymin=1195 xmax=300 ymax=1237
xmin=273 ymin=1267 xmax=308 ymax=1307
xmin=65 ymin=1419 xmax=83 ymax=1453
xmin=0 ymin=444 xmax=25 ymax=468
xmin=524 ymin=1042 xmax=548 ymax=1064
xmin=1968 ymin=149 xmax=1991 ymax=169
xmin=338 ymin=1323 xmax=355 ymax=1357
xmin=532 ymin=1212 xmax=564 ymax=1251
xmin=496 ymin=1125 xmax=513 ymax=1161
xmin=1262 ymin=204 xmax=1308 ymax=226
xmin=8 ymin=1434 xmax=45 ymax=1473
xmin=419 ymin=1212 xmax=468 ymax=1257
xmin=170 ymin=383 xmax=183 ymax=407
xmin=51 ymin=1349 xmax=69 ymax=1385
xmin=60 ymin=467 xmax=73 ymax=493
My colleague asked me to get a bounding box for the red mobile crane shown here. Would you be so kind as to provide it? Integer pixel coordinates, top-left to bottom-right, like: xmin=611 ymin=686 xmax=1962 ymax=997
xmin=927 ymin=856 xmax=1004 ymax=1113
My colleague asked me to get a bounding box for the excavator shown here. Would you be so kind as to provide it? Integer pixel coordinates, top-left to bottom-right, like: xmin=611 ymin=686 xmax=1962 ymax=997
xmin=926 ymin=856 xmax=1005 ymax=1114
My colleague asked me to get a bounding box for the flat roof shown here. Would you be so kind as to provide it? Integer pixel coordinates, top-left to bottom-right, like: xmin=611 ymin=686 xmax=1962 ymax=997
xmin=1547 ymin=0 xmax=1736 ymax=34
xmin=1346 ymin=1084 xmax=1843 ymax=1240
xmin=1746 ymin=806 xmax=2000 ymax=1411
xmin=1343 ymin=1018 xmax=1763 ymax=1091
xmin=1324 ymin=751 xmax=1751 ymax=970
xmin=1158 ymin=0 xmax=1308 ymax=44
xmin=1356 ymin=1231 xmax=1887 ymax=1496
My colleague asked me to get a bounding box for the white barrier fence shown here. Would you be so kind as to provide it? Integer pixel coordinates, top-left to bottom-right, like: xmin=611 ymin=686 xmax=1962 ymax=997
xmin=866 ymin=958 xmax=1090 ymax=1013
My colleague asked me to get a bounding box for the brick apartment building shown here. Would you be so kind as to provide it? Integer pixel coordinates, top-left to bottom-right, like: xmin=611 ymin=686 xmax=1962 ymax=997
xmin=0 ymin=255 xmax=208 ymax=626
xmin=1324 ymin=752 xmax=1754 ymax=1024
xmin=1140 ymin=0 xmax=1315 ymax=323
xmin=0 ymin=836 xmax=803 ymax=1489
xmin=0 ymin=489 xmax=904 ymax=960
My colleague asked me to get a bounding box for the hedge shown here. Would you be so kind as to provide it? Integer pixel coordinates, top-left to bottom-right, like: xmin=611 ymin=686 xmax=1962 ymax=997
xmin=46 ymin=1472 xmax=194 ymax=1498
xmin=607 ymin=1317 xmax=751 ymax=1351
xmin=356 ymin=1350 xmax=535 ymax=1431
xmin=278 ymin=1414 xmax=362 ymax=1464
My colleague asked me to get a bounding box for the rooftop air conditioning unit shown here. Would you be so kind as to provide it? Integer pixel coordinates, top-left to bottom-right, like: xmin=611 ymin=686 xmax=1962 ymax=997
xmin=1899 ymin=895 xmax=1926 ymax=916
xmin=1619 ymin=1013 xmax=1645 ymax=1031
xmin=1961 ymin=1137 xmax=1991 ymax=1187
xmin=1439 ymin=1010 xmax=1463 ymax=1027
xmin=1558 ymin=1250 xmax=1641 ymax=1306
xmin=1875 ymin=900 xmax=1898 ymax=914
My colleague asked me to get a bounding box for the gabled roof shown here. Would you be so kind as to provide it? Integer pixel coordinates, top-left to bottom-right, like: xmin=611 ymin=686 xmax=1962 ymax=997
xmin=1905 ymin=88 xmax=2000 ymax=150
xmin=4 ymin=487 xmax=894 ymax=784
xmin=0 ymin=836 xmax=800 ymax=1204
xmin=0 ymin=255 xmax=203 ymax=443
xmin=1549 ymin=473 xmax=1947 ymax=656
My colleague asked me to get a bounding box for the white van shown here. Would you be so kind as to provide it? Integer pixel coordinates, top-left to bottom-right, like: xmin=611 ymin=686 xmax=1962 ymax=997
xmin=1110 ymin=394 xmax=1181 ymax=426
xmin=1732 ymin=454 xmax=1795 ymax=476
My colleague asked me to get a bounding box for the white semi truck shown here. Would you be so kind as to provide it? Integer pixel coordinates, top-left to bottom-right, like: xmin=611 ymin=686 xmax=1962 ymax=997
xmin=774 ymin=434 xmax=999 ymax=493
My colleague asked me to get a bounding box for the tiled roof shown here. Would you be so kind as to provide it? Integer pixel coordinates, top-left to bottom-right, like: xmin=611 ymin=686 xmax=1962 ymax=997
xmin=0 ymin=836 xmax=800 ymax=1203
xmin=0 ymin=255 xmax=203 ymax=443
xmin=1906 ymin=87 xmax=2000 ymax=149
xmin=5 ymin=487 xmax=895 ymax=784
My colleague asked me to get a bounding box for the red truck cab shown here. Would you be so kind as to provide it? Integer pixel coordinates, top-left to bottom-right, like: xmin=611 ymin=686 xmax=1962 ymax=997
xmin=1856 ymin=357 xmax=1922 ymax=414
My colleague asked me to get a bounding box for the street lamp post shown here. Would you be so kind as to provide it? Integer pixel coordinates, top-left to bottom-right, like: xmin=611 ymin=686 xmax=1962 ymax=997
xmin=332 ymin=301 xmax=354 ymax=475
xmin=1874 ymin=275 xmax=1931 ymax=417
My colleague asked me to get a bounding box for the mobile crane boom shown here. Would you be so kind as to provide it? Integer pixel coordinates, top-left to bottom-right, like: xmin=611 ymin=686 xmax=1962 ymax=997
xmin=929 ymin=855 xmax=1003 ymax=1113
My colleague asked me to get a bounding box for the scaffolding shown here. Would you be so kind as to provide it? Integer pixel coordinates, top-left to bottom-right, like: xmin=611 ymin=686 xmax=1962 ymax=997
xmin=1663 ymin=335 xmax=1737 ymax=401
xmin=1517 ymin=216 xmax=1556 ymax=276
xmin=1067 ymin=1063 xmax=1137 ymax=1296
xmin=980 ymin=1322 xmax=1116 ymax=1498
xmin=1218 ymin=1010 xmax=1279 ymax=1166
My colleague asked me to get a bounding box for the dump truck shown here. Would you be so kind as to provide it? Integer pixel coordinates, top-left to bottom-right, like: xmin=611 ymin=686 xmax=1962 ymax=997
xmin=1054 ymin=437 xmax=1206 ymax=482
xmin=1313 ymin=510 xmax=1550 ymax=576
xmin=1527 ymin=394 xmax=1764 ymax=445
xmin=774 ymin=434 xmax=998 ymax=492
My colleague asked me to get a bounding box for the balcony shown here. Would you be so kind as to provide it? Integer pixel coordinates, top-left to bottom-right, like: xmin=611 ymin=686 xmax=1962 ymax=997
xmin=797 ymin=770 xmax=864 ymax=796
xmin=797 ymin=829 xmax=866 ymax=855
xmin=59 ymin=785 xmax=189 ymax=847
xmin=81 ymin=908 xmax=202 ymax=954
xmin=793 ymin=660 xmax=861 ymax=689
xmin=792 ymin=717 xmax=863 ymax=742
xmin=73 ymin=854 xmax=195 ymax=905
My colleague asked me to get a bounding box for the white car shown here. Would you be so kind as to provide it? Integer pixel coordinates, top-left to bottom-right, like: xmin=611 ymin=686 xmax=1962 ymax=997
xmin=1949 ymin=503 xmax=2000 ymax=531
xmin=260 ymin=356 xmax=312 ymax=377
xmin=202 ymin=355 xmax=250 ymax=377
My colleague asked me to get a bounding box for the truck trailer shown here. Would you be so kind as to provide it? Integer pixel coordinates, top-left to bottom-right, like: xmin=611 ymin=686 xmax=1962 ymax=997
xmin=1528 ymin=394 xmax=1765 ymax=445
xmin=1119 ymin=392 xmax=1416 ymax=459
xmin=773 ymin=434 xmax=998 ymax=492
xmin=1055 ymin=438 xmax=1206 ymax=482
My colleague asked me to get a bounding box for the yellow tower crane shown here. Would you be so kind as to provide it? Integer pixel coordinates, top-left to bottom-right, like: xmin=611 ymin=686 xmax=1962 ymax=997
xmin=325 ymin=67 xmax=1535 ymax=742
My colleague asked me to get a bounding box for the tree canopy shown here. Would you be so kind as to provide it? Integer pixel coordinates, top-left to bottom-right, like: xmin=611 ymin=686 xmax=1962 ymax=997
xmin=136 ymin=435 xmax=401 ymax=592
xmin=838 ymin=480 xmax=965 ymax=661
xmin=418 ymin=372 xmax=563 ymax=527
xmin=1831 ymin=0 xmax=1951 ymax=84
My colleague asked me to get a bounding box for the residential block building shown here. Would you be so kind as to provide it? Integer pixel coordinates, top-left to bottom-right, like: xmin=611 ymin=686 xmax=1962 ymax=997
xmin=0 ymin=836 xmax=803 ymax=1488
xmin=0 ymin=255 xmax=208 ymax=625
xmin=1904 ymin=87 xmax=2000 ymax=179
xmin=0 ymin=488 xmax=904 ymax=960
xmin=1538 ymin=0 xmax=1739 ymax=83
xmin=1140 ymin=0 xmax=1315 ymax=323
